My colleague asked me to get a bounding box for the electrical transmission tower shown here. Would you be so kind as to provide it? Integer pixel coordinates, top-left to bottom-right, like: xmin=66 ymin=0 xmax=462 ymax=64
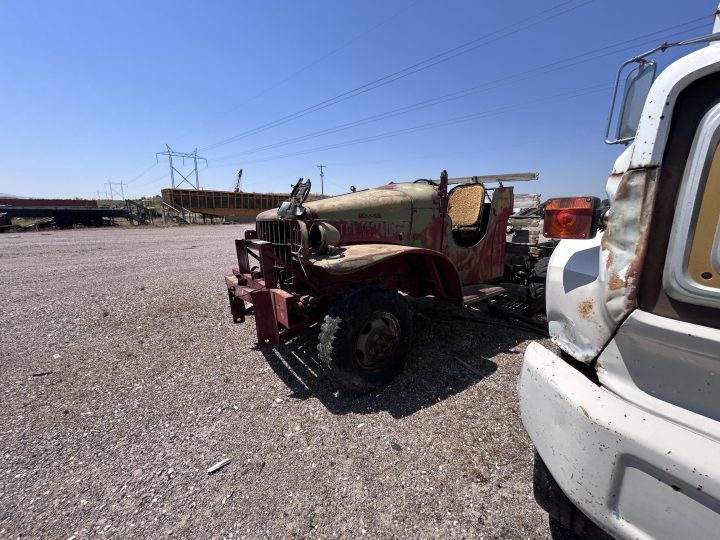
xmin=317 ymin=164 xmax=326 ymax=195
xmin=156 ymin=144 xmax=208 ymax=190
xmin=105 ymin=181 xmax=128 ymax=201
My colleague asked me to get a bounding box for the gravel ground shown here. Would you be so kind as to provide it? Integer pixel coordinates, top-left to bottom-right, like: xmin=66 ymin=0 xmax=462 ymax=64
xmin=0 ymin=226 xmax=559 ymax=539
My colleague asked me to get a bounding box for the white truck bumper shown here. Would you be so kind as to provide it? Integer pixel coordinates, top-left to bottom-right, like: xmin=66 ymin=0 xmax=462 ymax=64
xmin=518 ymin=342 xmax=720 ymax=540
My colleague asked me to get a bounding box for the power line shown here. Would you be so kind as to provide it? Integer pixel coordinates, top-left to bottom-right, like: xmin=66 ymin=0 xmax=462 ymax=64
xmin=329 ymin=127 xmax=598 ymax=175
xmin=173 ymin=0 xmax=426 ymax=142
xmin=197 ymin=0 xmax=595 ymax=153
xmin=126 ymin=162 xmax=160 ymax=185
xmin=163 ymin=18 xmax=708 ymax=181
xmin=206 ymin=83 xmax=610 ymax=168
xmin=125 ymin=6 xmax=710 ymax=191
xmin=112 ymin=3 xmax=428 ymax=190
xmin=206 ymin=18 xmax=707 ymax=165
xmin=137 ymin=170 xmax=172 ymax=189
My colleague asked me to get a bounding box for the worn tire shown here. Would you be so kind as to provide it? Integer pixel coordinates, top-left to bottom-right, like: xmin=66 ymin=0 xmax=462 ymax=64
xmin=534 ymin=451 xmax=611 ymax=540
xmin=318 ymin=286 xmax=414 ymax=393
xmin=525 ymin=256 xmax=550 ymax=315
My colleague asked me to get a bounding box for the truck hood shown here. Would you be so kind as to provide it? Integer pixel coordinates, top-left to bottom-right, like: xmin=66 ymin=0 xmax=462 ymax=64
xmin=256 ymin=182 xmax=437 ymax=222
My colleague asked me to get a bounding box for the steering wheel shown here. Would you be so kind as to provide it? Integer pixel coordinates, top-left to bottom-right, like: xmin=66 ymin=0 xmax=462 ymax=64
xmin=413 ymin=179 xmax=437 ymax=185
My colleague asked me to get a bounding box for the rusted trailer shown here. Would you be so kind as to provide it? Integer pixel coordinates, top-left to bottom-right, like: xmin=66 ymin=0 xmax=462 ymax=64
xmin=161 ymin=188 xmax=325 ymax=220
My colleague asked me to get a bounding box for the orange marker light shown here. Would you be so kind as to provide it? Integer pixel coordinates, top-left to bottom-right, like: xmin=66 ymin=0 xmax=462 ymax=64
xmin=544 ymin=197 xmax=600 ymax=239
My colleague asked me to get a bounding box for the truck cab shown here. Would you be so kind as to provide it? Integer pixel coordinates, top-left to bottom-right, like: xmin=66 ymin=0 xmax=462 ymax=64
xmin=518 ymin=9 xmax=720 ymax=539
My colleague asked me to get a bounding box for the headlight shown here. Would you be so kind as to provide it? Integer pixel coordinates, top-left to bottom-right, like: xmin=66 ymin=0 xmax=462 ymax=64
xmin=309 ymin=222 xmax=341 ymax=254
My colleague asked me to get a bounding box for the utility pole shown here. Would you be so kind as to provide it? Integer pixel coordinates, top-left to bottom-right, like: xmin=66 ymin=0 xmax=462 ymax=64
xmin=317 ymin=164 xmax=326 ymax=195
xmin=156 ymin=144 xmax=208 ymax=190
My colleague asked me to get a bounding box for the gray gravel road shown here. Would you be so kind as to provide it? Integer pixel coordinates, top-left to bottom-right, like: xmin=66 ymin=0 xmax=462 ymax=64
xmin=1 ymin=226 xmax=557 ymax=539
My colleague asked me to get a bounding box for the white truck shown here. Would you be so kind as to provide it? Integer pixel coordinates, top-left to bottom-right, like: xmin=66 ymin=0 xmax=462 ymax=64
xmin=518 ymin=6 xmax=720 ymax=540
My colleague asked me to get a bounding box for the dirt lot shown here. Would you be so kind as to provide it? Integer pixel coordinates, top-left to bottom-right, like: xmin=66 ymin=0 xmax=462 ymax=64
xmin=1 ymin=226 xmax=559 ymax=539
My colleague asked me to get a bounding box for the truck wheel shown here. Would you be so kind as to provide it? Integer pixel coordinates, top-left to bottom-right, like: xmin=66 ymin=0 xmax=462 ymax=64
xmin=318 ymin=286 xmax=414 ymax=393
xmin=525 ymin=256 xmax=550 ymax=315
xmin=533 ymin=451 xmax=611 ymax=540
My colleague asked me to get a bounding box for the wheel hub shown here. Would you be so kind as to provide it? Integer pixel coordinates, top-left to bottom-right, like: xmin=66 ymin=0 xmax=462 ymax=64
xmin=354 ymin=311 xmax=400 ymax=370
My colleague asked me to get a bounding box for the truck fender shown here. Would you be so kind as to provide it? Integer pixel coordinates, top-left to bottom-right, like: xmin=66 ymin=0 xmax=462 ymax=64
xmin=307 ymin=243 xmax=463 ymax=303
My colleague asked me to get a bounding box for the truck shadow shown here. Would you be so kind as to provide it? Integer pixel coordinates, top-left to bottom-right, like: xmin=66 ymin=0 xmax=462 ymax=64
xmin=257 ymin=297 xmax=542 ymax=419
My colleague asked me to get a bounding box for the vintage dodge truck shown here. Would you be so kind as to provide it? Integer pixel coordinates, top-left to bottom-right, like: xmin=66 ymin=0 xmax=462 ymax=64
xmin=225 ymin=170 xmax=550 ymax=391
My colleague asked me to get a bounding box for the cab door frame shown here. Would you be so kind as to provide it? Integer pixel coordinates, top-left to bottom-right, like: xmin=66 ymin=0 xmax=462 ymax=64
xmin=664 ymin=100 xmax=720 ymax=308
xmin=638 ymin=72 xmax=720 ymax=329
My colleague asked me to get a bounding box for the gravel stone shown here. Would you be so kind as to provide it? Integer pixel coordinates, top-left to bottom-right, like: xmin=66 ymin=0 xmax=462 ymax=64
xmin=0 ymin=225 xmax=561 ymax=539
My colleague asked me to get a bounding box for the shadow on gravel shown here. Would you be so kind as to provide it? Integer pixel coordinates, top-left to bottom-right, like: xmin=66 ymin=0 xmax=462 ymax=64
xmin=257 ymin=297 xmax=539 ymax=419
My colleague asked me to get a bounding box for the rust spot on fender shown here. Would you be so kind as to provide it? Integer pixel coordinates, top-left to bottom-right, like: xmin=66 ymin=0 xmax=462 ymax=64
xmin=579 ymin=299 xmax=594 ymax=319
xmin=579 ymin=406 xmax=589 ymax=418
xmin=608 ymin=272 xmax=624 ymax=291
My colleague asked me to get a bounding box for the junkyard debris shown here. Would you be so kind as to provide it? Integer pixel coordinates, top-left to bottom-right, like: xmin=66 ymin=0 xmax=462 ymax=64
xmin=207 ymin=458 xmax=232 ymax=474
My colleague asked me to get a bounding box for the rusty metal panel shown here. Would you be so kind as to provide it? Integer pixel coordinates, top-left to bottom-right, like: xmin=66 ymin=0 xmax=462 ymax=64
xmin=600 ymin=168 xmax=657 ymax=310
xmin=271 ymin=289 xmax=294 ymax=329
xmin=254 ymin=241 xmax=276 ymax=288
xmin=161 ymin=188 xmax=325 ymax=219
xmin=251 ymin=290 xmax=280 ymax=346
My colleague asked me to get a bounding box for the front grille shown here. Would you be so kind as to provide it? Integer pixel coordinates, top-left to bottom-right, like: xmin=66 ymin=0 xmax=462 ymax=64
xmin=256 ymin=220 xmax=302 ymax=287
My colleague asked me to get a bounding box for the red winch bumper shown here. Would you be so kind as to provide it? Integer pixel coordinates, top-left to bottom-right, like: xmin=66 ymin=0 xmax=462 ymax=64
xmin=225 ymin=233 xmax=316 ymax=346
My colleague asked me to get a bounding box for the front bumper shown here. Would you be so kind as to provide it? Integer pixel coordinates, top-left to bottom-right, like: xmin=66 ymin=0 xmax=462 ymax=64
xmin=518 ymin=343 xmax=720 ymax=540
xmin=225 ymin=234 xmax=317 ymax=346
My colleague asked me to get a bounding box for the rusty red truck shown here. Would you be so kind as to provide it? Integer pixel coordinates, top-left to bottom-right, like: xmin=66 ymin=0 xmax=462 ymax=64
xmin=225 ymin=170 xmax=551 ymax=391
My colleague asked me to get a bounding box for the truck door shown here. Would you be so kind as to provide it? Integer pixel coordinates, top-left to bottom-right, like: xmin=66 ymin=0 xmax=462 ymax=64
xmin=442 ymin=185 xmax=513 ymax=284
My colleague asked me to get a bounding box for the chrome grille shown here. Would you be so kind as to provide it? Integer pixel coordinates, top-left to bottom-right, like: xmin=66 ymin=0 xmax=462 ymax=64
xmin=256 ymin=220 xmax=301 ymax=286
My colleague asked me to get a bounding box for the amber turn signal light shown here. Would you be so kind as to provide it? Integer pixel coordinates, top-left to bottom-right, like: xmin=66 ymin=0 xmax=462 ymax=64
xmin=544 ymin=197 xmax=600 ymax=239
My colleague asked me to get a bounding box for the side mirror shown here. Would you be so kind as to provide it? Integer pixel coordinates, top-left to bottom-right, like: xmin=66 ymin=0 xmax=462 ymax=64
xmin=605 ymin=60 xmax=656 ymax=145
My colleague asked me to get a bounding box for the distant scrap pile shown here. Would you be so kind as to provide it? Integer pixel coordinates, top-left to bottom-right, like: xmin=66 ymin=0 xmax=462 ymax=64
xmin=0 ymin=198 xmax=129 ymax=229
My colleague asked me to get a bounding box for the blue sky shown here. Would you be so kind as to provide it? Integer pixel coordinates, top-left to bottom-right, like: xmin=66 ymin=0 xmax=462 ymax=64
xmin=0 ymin=0 xmax=715 ymax=200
